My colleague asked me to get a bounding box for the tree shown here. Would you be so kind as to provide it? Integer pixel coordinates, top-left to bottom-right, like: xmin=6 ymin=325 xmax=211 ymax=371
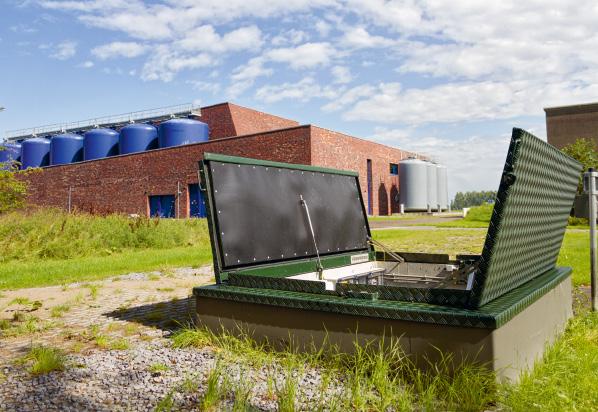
xmin=561 ymin=138 xmax=598 ymax=193
xmin=0 ymin=155 xmax=30 ymax=214
xmin=451 ymin=190 xmax=497 ymax=210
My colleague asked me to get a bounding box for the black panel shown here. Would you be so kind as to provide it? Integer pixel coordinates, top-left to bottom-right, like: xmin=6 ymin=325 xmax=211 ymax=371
xmin=207 ymin=161 xmax=369 ymax=270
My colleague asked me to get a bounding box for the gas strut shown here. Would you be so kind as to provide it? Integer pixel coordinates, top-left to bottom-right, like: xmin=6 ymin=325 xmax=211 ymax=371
xmin=300 ymin=195 xmax=323 ymax=280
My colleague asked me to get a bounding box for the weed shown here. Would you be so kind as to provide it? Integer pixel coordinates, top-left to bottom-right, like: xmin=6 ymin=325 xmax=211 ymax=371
xmin=232 ymin=371 xmax=252 ymax=412
xmin=276 ymin=365 xmax=298 ymax=412
xmin=50 ymin=304 xmax=71 ymax=318
xmin=180 ymin=374 xmax=199 ymax=393
xmin=148 ymin=274 xmax=161 ymax=281
xmin=23 ymin=346 xmax=66 ymax=375
xmin=83 ymin=283 xmax=101 ymax=300
xmin=9 ymin=297 xmax=31 ymax=306
xmin=201 ymin=361 xmax=228 ymax=411
xmin=110 ymin=338 xmax=130 ymax=350
xmin=149 ymin=363 xmax=169 ymax=374
xmin=160 ymin=268 xmax=176 ymax=278
xmin=157 ymin=287 xmax=175 ymax=292
xmin=0 ymin=319 xmax=10 ymax=330
xmin=12 ymin=311 xmax=25 ymax=322
xmin=94 ymin=334 xmax=109 ymax=349
xmin=155 ymin=390 xmax=175 ymax=412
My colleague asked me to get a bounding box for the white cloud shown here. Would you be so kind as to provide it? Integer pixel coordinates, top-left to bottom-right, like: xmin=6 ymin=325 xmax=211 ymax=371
xmin=177 ymin=25 xmax=263 ymax=53
xmin=92 ymin=41 xmax=147 ymax=59
xmin=255 ymin=77 xmax=338 ymax=103
xmin=78 ymin=60 xmax=94 ymax=68
xmin=188 ymin=80 xmax=221 ymax=95
xmin=50 ymin=40 xmax=76 ymax=60
xmin=315 ymin=19 xmax=331 ymax=37
xmin=340 ymin=26 xmax=395 ymax=49
xmin=141 ymin=46 xmax=214 ymax=82
xmin=271 ymin=29 xmax=309 ymax=46
xmin=372 ymin=128 xmax=511 ymax=198
xmin=343 ymin=79 xmax=598 ymax=125
xmin=321 ymin=84 xmax=375 ymax=111
xmin=266 ymin=42 xmax=335 ymax=69
xmin=331 ymin=65 xmax=352 ymax=84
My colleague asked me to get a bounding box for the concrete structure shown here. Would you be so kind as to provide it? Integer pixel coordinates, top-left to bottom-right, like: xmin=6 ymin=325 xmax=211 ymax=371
xmin=17 ymin=103 xmax=419 ymax=216
xmin=545 ymin=102 xmax=598 ymax=148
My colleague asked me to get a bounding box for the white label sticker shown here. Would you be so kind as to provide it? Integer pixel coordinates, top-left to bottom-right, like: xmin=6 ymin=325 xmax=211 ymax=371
xmin=351 ymin=253 xmax=370 ymax=264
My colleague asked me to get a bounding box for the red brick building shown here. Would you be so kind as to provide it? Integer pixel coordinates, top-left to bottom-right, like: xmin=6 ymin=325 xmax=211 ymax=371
xmin=18 ymin=102 xmax=419 ymax=216
xmin=545 ymin=102 xmax=598 ymax=149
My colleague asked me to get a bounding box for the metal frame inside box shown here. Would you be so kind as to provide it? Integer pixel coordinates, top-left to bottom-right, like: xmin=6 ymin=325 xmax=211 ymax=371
xmin=194 ymin=128 xmax=582 ymax=329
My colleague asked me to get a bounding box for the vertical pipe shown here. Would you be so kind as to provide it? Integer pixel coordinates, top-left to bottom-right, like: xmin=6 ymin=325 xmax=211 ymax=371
xmin=177 ymin=181 xmax=181 ymax=219
xmin=588 ymin=169 xmax=597 ymax=311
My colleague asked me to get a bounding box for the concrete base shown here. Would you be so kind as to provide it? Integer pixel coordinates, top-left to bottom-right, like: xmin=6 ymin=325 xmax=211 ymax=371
xmin=196 ymin=279 xmax=572 ymax=382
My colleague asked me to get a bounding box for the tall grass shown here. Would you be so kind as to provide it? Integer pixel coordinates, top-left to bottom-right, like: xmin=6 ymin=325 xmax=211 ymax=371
xmin=171 ymin=326 xmax=497 ymax=411
xmin=0 ymin=208 xmax=209 ymax=263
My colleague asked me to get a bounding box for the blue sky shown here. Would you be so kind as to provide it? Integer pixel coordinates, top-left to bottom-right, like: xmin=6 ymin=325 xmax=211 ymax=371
xmin=1 ymin=0 xmax=597 ymax=199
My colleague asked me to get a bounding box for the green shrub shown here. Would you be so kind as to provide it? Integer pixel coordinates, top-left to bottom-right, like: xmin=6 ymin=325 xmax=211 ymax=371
xmin=568 ymin=216 xmax=589 ymax=226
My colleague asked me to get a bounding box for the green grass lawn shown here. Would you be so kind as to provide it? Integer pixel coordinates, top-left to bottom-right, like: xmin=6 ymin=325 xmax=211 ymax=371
xmin=0 ymin=246 xmax=212 ymax=290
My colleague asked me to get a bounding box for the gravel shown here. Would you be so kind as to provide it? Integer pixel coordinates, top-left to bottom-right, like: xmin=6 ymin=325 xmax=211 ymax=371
xmin=0 ymin=340 xmax=345 ymax=411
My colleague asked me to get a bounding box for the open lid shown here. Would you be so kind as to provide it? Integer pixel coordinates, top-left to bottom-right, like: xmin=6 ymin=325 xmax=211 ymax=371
xmin=469 ymin=128 xmax=582 ymax=308
xmin=200 ymin=153 xmax=371 ymax=281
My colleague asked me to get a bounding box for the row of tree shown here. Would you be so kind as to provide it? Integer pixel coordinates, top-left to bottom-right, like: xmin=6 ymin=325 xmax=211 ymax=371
xmin=450 ymin=191 xmax=497 ymax=210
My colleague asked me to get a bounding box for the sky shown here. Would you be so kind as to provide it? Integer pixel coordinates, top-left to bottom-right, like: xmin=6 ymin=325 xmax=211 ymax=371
xmin=1 ymin=0 xmax=597 ymax=199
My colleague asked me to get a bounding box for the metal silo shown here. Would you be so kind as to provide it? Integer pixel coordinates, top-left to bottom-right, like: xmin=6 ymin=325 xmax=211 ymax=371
xmin=0 ymin=142 xmax=22 ymax=170
xmin=426 ymin=162 xmax=438 ymax=211
xmin=119 ymin=123 xmax=158 ymax=154
xmin=158 ymin=118 xmax=209 ymax=148
xmin=436 ymin=164 xmax=449 ymax=211
xmin=84 ymin=128 xmax=119 ymax=160
xmin=50 ymin=133 xmax=84 ymax=165
xmin=21 ymin=138 xmax=51 ymax=168
xmin=399 ymin=158 xmax=428 ymax=211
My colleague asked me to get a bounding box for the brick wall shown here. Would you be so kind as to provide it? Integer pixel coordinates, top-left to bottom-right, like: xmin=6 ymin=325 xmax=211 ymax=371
xmin=199 ymin=102 xmax=299 ymax=140
xmin=21 ymin=126 xmax=311 ymax=217
xmin=198 ymin=103 xmax=237 ymax=139
xmin=309 ymin=126 xmax=414 ymax=215
xmin=228 ymin=103 xmax=299 ymax=136
xmin=545 ymin=110 xmax=598 ymax=149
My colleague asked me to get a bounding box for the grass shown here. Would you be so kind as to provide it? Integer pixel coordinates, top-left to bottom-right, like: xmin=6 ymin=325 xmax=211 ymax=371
xmin=171 ymin=326 xmax=497 ymax=411
xmin=149 ymin=362 xmax=169 ymax=374
xmin=373 ymin=228 xmax=589 ymax=286
xmin=167 ymin=308 xmax=598 ymax=412
xmin=50 ymin=303 xmax=71 ymax=318
xmin=499 ymin=310 xmax=598 ymax=410
xmin=0 ymin=208 xmax=209 ymax=263
xmin=0 ymin=208 xmax=211 ymax=290
xmin=0 ymin=246 xmax=211 ymax=290
xmin=22 ymin=345 xmax=66 ymax=375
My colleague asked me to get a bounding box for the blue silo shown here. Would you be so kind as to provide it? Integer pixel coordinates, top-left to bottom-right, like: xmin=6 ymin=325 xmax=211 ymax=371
xmin=0 ymin=143 xmax=22 ymax=170
xmin=21 ymin=138 xmax=51 ymax=168
xmin=119 ymin=123 xmax=158 ymax=154
xmin=84 ymin=128 xmax=119 ymax=160
xmin=158 ymin=118 xmax=209 ymax=148
xmin=50 ymin=133 xmax=84 ymax=165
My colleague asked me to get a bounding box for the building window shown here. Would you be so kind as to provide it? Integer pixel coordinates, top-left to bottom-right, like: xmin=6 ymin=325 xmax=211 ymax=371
xmin=149 ymin=195 xmax=175 ymax=218
xmin=390 ymin=163 xmax=399 ymax=175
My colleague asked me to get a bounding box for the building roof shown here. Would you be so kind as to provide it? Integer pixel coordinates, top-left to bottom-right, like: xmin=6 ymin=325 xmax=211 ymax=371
xmin=544 ymin=102 xmax=598 ymax=116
